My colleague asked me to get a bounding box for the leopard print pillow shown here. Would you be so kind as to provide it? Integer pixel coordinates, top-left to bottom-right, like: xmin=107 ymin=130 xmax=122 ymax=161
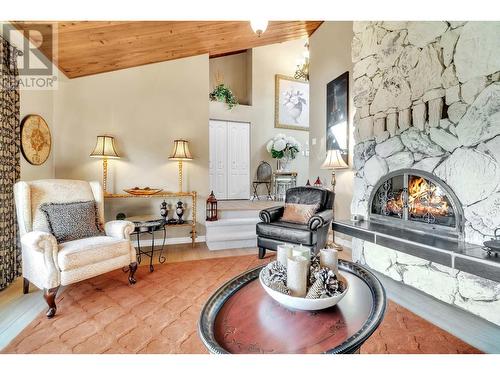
xmin=40 ymin=200 xmax=103 ymax=243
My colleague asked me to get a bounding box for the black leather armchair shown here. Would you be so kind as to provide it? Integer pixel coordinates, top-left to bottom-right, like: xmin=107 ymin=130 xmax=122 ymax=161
xmin=256 ymin=186 xmax=334 ymax=259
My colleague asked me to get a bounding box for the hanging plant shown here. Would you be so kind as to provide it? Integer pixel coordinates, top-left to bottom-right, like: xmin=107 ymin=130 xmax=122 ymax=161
xmin=209 ymin=83 xmax=238 ymax=109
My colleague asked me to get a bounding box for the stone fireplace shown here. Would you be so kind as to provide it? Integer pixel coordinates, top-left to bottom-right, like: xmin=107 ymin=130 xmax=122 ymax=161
xmin=348 ymin=21 xmax=500 ymax=325
xmin=369 ymin=169 xmax=463 ymax=240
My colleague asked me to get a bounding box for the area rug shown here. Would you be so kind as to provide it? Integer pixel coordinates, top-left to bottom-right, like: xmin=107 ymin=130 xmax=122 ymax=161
xmin=1 ymin=255 xmax=480 ymax=354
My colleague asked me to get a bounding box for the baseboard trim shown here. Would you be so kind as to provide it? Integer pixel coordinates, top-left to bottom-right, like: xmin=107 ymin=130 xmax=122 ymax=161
xmin=133 ymin=236 xmax=206 ymax=247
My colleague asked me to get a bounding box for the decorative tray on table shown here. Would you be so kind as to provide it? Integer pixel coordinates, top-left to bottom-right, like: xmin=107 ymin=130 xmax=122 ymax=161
xmin=123 ymin=187 xmax=163 ymax=195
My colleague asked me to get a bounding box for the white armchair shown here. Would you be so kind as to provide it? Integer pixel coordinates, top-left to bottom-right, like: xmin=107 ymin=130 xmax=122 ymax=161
xmin=14 ymin=179 xmax=137 ymax=318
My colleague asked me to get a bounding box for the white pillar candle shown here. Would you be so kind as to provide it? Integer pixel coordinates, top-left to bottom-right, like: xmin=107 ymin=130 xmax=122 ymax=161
xmin=320 ymin=248 xmax=339 ymax=275
xmin=286 ymin=255 xmax=308 ymax=297
xmin=292 ymin=244 xmax=311 ymax=262
xmin=276 ymin=244 xmax=293 ymax=269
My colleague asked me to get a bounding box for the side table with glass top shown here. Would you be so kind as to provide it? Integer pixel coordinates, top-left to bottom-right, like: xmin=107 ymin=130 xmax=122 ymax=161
xmin=127 ymin=215 xmax=167 ymax=272
xmin=272 ymin=171 xmax=297 ymax=201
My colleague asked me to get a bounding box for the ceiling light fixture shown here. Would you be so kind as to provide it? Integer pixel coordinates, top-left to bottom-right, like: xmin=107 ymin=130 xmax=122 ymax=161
xmin=250 ymin=20 xmax=268 ymax=36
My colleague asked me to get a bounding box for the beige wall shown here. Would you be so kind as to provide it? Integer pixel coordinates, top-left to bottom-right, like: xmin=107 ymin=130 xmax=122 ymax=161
xmin=53 ymin=55 xmax=209 ymax=237
xmin=17 ymin=35 xmax=322 ymax=239
xmin=309 ymin=21 xmax=354 ymax=219
xmin=210 ymin=39 xmax=310 ymax=188
xmin=252 ymin=40 xmax=310 ymax=187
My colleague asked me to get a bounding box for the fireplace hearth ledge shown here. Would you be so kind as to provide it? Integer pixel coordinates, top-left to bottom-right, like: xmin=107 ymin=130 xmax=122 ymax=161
xmin=333 ymin=218 xmax=500 ymax=283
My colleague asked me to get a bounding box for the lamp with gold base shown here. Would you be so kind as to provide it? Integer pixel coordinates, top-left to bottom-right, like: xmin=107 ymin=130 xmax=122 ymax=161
xmin=321 ymin=149 xmax=348 ymax=192
xmin=169 ymin=139 xmax=193 ymax=192
xmin=90 ymin=135 xmax=120 ymax=194
xmin=321 ymin=149 xmax=348 ymax=248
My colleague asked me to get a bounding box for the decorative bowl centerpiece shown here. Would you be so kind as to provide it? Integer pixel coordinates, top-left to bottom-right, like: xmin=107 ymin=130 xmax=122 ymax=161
xmin=124 ymin=187 xmax=163 ymax=196
xmin=259 ymin=259 xmax=348 ymax=311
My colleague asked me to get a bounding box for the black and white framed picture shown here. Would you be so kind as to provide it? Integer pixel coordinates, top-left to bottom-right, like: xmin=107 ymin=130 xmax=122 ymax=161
xmin=326 ymin=71 xmax=349 ymax=163
xmin=275 ymin=74 xmax=309 ymax=131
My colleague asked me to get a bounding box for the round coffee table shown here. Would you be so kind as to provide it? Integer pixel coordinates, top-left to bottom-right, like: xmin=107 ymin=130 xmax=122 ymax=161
xmin=198 ymin=259 xmax=386 ymax=354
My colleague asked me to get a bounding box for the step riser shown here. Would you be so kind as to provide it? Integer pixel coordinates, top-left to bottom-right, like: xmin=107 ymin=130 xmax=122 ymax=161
xmin=205 ymin=218 xmax=260 ymax=228
xmin=206 ymin=225 xmax=257 ymax=237
xmin=207 ymin=238 xmax=257 ymax=251
xmin=218 ymin=210 xmax=261 ymax=219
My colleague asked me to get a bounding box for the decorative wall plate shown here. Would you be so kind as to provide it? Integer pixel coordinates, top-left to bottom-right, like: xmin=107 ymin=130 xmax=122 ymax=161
xmin=20 ymin=114 xmax=51 ymax=165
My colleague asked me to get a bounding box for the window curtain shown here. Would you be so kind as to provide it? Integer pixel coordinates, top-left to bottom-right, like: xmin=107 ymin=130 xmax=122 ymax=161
xmin=0 ymin=37 xmax=21 ymax=291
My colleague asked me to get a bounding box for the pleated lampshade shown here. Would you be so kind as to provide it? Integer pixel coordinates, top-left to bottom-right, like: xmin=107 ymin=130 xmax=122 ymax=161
xmin=90 ymin=135 xmax=120 ymax=159
xmin=321 ymin=149 xmax=348 ymax=170
xmin=169 ymin=139 xmax=193 ymax=160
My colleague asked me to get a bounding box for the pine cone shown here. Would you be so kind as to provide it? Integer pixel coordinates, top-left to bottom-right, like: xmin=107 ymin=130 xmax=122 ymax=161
xmin=305 ymin=278 xmax=323 ymax=299
xmin=309 ymin=254 xmax=321 ymax=285
xmin=262 ymin=262 xmax=287 ymax=287
xmin=316 ymin=268 xmax=340 ymax=297
xmin=269 ymin=280 xmax=291 ymax=295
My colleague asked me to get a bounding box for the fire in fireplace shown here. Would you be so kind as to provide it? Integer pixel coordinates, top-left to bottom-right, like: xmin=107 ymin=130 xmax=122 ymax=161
xmin=369 ymin=169 xmax=463 ymax=239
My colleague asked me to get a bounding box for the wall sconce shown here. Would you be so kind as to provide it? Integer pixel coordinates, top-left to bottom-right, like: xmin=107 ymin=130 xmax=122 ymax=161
xmin=294 ymin=41 xmax=310 ymax=81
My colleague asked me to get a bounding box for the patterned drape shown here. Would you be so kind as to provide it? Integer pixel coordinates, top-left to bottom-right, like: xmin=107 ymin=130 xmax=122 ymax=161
xmin=0 ymin=37 xmax=21 ymax=291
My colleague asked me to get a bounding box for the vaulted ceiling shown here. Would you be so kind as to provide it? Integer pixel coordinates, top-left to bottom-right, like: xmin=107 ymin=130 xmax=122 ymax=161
xmin=12 ymin=21 xmax=322 ymax=78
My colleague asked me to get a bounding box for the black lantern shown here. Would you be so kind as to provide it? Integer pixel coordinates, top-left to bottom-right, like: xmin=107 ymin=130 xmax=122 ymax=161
xmin=206 ymin=191 xmax=218 ymax=221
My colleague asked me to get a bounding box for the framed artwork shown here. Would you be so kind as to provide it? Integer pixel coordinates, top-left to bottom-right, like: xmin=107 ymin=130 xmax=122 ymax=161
xmin=275 ymin=74 xmax=309 ymax=131
xmin=326 ymin=71 xmax=349 ymax=164
xmin=20 ymin=114 xmax=52 ymax=165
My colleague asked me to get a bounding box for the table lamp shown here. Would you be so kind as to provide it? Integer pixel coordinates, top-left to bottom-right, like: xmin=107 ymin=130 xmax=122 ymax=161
xmin=90 ymin=135 xmax=120 ymax=194
xmin=169 ymin=139 xmax=193 ymax=192
xmin=321 ymin=149 xmax=348 ymax=192
xmin=321 ymin=149 xmax=348 ymax=247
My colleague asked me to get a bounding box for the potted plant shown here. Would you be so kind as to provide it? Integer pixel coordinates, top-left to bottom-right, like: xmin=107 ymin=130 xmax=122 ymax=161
xmin=266 ymin=134 xmax=302 ymax=172
xmin=209 ymin=83 xmax=238 ymax=109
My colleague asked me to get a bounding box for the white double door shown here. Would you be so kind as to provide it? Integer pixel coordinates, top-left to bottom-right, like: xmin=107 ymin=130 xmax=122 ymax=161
xmin=209 ymin=120 xmax=250 ymax=200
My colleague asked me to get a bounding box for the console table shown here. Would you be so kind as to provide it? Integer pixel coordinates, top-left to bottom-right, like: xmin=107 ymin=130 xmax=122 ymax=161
xmin=198 ymin=260 xmax=386 ymax=354
xmin=104 ymin=191 xmax=197 ymax=247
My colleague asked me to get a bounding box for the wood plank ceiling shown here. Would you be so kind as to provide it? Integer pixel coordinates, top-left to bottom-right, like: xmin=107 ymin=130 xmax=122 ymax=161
xmin=12 ymin=21 xmax=322 ymax=78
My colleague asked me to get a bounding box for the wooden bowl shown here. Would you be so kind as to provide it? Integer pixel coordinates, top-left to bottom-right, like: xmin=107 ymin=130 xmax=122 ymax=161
xmin=124 ymin=188 xmax=163 ymax=195
xmin=259 ymin=262 xmax=348 ymax=311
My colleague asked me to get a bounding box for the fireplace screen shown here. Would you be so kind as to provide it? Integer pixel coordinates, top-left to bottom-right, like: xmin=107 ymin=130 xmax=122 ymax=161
xmin=370 ymin=170 xmax=462 ymax=237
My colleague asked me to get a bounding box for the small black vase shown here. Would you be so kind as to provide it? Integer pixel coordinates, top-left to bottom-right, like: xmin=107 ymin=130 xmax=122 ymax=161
xmin=175 ymin=201 xmax=185 ymax=224
xmin=160 ymin=200 xmax=168 ymax=221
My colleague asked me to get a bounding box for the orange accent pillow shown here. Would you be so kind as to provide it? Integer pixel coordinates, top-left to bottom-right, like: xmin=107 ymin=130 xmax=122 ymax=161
xmin=282 ymin=203 xmax=319 ymax=224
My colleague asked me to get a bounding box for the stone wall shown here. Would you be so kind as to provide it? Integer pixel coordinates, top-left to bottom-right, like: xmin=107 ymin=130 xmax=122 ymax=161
xmin=350 ymin=21 xmax=500 ymax=325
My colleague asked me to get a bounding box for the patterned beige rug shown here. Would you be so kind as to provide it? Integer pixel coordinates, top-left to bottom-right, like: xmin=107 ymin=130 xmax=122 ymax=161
xmin=1 ymin=254 xmax=480 ymax=354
